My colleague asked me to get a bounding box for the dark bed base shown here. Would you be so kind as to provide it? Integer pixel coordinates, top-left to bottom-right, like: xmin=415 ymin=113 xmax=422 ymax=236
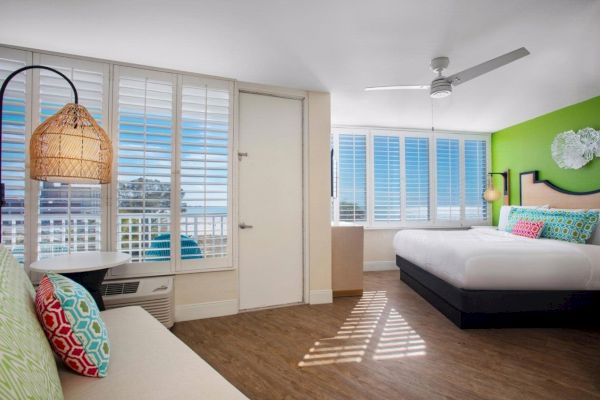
xmin=396 ymin=255 xmax=600 ymax=329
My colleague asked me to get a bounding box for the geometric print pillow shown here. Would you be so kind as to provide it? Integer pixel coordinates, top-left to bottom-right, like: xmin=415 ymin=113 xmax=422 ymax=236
xmin=511 ymin=220 xmax=545 ymax=239
xmin=506 ymin=208 xmax=600 ymax=244
xmin=35 ymin=273 xmax=110 ymax=377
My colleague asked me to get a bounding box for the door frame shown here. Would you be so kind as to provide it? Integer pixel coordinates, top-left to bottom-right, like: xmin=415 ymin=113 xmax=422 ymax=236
xmin=234 ymin=82 xmax=309 ymax=311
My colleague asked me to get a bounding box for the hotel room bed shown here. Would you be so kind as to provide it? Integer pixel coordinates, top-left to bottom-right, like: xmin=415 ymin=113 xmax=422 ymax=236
xmin=394 ymin=171 xmax=600 ymax=328
xmin=395 ymin=228 xmax=600 ymax=291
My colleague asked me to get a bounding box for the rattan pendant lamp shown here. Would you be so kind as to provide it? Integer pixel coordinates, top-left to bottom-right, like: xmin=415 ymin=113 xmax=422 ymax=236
xmin=0 ymin=65 xmax=112 ymax=239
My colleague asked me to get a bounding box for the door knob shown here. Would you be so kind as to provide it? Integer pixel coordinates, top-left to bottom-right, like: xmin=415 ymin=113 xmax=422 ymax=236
xmin=239 ymin=222 xmax=253 ymax=229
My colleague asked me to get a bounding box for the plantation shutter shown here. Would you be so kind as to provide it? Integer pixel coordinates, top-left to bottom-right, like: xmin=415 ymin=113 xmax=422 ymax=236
xmin=338 ymin=134 xmax=367 ymax=222
xmin=0 ymin=48 xmax=29 ymax=262
xmin=35 ymin=55 xmax=108 ymax=259
xmin=373 ymin=135 xmax=401 ymax=222
xmin=116 ymin=67 xmax=175 ymax=264
xmin=404 ymin=136 xmax=430 ymax=221
xmin=436 ymin=138 xmax=461 ymax=221
xmin=179 ymin=76 xmax=231 ymax=265
xmin=464 ymin=139 xmax=488 ymax=220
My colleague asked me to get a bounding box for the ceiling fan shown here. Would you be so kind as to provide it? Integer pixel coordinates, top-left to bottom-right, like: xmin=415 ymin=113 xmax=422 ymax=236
xmin=365 ymin=47 xmax=530 ymax=98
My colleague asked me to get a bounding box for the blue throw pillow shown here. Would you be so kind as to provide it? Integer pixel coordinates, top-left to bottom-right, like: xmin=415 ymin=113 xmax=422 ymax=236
xmin=506 ymin=208 xmax=599 ymax=244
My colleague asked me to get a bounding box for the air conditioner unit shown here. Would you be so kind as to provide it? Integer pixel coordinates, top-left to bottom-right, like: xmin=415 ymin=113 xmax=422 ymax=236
xmin=101 ymin=276 xmax=174 ymax=328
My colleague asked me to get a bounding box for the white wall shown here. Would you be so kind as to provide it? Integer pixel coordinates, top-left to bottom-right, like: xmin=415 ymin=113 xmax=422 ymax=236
xmin=174 ymin=271 xmax=239 ymax=321
xmin=307 ymin=92 xmax=333 ymax=304
xmin=363 ymin=230 xmax=398 ymax=271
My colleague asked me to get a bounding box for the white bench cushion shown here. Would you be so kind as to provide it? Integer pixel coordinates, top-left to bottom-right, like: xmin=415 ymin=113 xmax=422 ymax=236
xmin=58 ymin=306 xmax=247 ymax=400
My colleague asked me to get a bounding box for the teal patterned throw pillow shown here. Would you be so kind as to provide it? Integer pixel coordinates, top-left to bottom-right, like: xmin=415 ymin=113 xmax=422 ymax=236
xmin=506 ymin=208 xmax=599 ymax=244
xmin=36 ymin=273 xmax=110 ymax=377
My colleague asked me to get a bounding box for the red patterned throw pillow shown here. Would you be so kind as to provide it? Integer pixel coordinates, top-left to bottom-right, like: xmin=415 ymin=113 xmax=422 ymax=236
xmin=35 ymin=273 xmax=110 ymax=377
xmin=511 ymin=220 xmax=545 ymax=239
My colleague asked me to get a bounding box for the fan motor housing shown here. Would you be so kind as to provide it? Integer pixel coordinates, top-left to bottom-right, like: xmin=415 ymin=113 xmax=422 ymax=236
xmin=430 ymin=77 xmax=452 ymax=98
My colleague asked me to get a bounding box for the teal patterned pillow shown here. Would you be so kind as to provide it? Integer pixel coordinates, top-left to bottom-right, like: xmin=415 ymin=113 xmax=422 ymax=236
xmin=36 ymin=273 xmax=110 ymax=377
xmin=506 ymin=208 xmax=599 ymax=244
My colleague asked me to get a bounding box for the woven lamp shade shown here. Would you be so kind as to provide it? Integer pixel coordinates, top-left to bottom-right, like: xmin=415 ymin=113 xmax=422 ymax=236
xmin=30 ymin=103 xmax=112 ymax=184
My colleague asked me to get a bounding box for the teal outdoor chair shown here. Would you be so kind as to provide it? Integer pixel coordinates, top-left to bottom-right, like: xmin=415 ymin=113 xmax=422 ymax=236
xmin=146 ymin=234 xmax=203 ymax=261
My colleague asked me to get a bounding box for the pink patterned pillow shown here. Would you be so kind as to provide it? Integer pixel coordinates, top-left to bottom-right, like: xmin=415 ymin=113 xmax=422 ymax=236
xmin=511 ymin=220 xmax=544 ymax=239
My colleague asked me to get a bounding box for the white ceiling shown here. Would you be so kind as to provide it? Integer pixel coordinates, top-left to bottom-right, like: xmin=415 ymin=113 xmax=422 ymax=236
xmin=1 ymin=0 xmax=599 ymax=132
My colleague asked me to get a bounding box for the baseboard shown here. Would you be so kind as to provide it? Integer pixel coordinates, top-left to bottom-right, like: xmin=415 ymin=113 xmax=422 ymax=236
xmin=175 ymin=299 xmax=238 ymax=322
xmin=333 ymin=289 xmax=363 ymax=298
xmin=309 ymin=289 xmax=333 ymax=305
xmin=364 ymin=261 xmax=397 ymax=271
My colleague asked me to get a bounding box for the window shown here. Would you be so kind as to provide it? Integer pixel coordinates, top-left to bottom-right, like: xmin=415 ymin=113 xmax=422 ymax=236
xmin=179 ymin=76 xmax=230 ymax=269
xmin=115 ymin=67 xmax=175 ymax=265
xmin=35 ymin=55 xmax=108 ymax=260
xmin=337 ymin=133 xmax=366 ymax=222
xmin=0 ymin=45 xmax=233 ymax=273
xmin=435 ymin=138 xmax=460 ymax=221
xmin=464 ymin=139 xmax=488 ymax=220
xmin=332 ymin=128 xmax=490 ymax=227
xmin=0 ymin=48 xmax=29 ymax=263
xmin=113 ymin=67 xmax=233 ymax=273
xmin=404 ymin=137 xmax=430 ymax=221
xmin=373 ymin=135 xmax=400 ymax=222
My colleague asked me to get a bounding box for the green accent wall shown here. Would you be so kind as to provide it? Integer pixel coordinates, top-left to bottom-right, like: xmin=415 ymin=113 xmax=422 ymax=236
xmin=491 ymin=95 xmax=600 ymax=224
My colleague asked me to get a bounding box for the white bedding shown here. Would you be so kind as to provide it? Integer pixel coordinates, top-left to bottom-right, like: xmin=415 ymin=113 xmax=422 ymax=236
xmin=394 ymin=228 xmax=600 ymax=290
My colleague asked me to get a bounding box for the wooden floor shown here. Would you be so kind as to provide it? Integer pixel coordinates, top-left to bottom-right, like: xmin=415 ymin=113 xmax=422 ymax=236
xmin=173 ymin=271 xmax=600 ymax=400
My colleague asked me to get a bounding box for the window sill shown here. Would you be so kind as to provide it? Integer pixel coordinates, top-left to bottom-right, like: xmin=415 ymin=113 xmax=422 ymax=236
xmin=363 ymin=225 xmax=476 ymax=231
xmin=174 ymin=266 xmax=236 ymax=275
xmin=332 ymin=223 xmax=492 ymax=231
xmin=102 ymin=265 xmax=236 ymax=280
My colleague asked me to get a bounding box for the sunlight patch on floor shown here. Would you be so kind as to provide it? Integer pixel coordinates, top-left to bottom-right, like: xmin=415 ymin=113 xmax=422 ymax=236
xmin=373 ymin=308 xmax=426 ymax=360
xmin=298 ymin=291 xmax=426 ymax=367
xmin=298 ymin=291 xmax=386 ymax=367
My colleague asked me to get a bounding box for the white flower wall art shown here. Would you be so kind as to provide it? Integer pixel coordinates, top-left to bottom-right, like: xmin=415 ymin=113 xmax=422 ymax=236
xmin=551 ymin=127 xmax=600 ymax=169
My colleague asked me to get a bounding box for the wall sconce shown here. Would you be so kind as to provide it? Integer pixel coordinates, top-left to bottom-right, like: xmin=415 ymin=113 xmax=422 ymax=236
xmin=483 ymin=170 xmax=510 ymax=205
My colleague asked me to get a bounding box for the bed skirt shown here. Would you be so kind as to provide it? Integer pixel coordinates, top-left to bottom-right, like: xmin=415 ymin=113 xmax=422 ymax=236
xmin=396 ymin=255 xmax=600 ymax=329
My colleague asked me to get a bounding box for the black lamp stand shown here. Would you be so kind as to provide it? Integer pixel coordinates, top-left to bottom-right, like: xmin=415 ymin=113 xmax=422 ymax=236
xmin=0 ymin=65 xmax=79 ymax=241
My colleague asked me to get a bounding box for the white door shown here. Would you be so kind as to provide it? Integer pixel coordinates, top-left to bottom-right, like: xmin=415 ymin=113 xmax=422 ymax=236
xmin=238 ymin=92 xmax=303 ymax=310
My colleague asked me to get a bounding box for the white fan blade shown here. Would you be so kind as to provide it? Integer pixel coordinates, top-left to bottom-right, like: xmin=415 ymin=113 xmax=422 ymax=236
xmin=447 ymin=47 xmax=530 ymax=86
xmin=365 ymin=85 xmax=429 ymax=91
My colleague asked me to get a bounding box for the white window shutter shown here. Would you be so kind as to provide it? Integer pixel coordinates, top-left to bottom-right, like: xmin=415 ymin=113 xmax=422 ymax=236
xmin=464 ymin=139 xmax=488 ymax=220
xmin=0 ymin=48 xmax=30 ymax=263
xmin=179 ymin=77 xmax=231 ymax=264
xmin=404 ymin=136 xmax=430 ymax=221
xmin=116 ymin=68 xmax=175 ymax=264
xmin=436 ymin=138 xmax=461 ymax=221
xmin=338 ymin=133 xmax=367 ymax=222
xmin=34 ymin=55 xmax=107 ymax=259
xmin=373 ymin=135 xmax=401 ymax=222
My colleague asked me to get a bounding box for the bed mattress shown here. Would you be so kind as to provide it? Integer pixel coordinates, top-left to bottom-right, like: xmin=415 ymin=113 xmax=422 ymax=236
xmin=394 ymin=228 xmax=600 ymax=290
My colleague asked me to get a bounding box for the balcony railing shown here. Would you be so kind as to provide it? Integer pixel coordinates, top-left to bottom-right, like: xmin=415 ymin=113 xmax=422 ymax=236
xmin=118 ymin=213 xmax=228 ymax=262
xmin=1 ymin=213 xmax=228 ymax=263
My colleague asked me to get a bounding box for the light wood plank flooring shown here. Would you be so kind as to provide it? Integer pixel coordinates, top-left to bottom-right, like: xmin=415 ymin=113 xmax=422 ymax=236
xmin=173 ymin=271 xmax=600 ymax=400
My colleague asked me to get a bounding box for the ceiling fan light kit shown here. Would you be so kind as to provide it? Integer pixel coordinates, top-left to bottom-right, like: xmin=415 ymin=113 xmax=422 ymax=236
xmin=365 ymin=47 xmax=530 ymax=99
xmin=430 ymin=78 xmax=452 ymax=98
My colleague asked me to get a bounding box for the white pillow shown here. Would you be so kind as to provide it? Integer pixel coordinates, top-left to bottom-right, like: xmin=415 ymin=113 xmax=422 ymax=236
xmin=498 ymin=205 xmax=549 ymax=231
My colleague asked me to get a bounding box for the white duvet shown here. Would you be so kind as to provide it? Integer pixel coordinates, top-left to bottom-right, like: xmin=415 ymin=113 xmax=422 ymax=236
xmin=394 ymin=228 xmax=600 ymax=290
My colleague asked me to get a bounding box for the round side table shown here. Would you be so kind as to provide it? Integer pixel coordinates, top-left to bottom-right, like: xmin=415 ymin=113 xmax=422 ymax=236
xmin=30 ymin=252 xmax=131 ymax=311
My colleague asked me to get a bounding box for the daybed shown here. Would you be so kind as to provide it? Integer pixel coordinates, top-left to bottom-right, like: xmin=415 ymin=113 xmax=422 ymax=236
xmin=0 ymin=245 xmax=248 ymax=400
